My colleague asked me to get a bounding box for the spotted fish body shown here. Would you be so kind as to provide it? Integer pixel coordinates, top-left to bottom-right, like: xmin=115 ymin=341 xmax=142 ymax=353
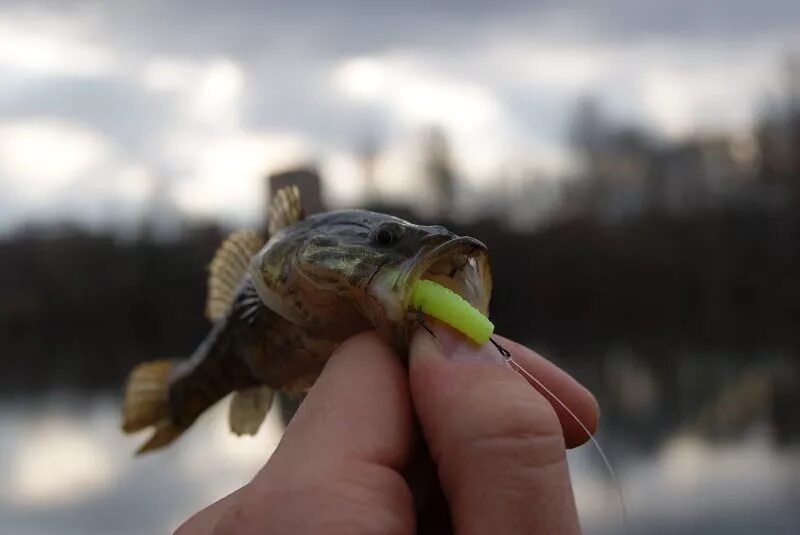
xmin=122 ymin=187 xmax=492 ymax=453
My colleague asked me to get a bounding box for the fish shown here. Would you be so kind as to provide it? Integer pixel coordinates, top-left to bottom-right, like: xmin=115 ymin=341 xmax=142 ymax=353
xmin=122 ymin=186 xmax=492 ymax=453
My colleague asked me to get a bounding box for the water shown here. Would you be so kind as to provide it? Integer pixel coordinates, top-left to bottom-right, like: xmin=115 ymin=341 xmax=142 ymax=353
xmin=0 ymin=396 xmax=282 ymax=535
xmin=2 ymin=350 xmax=799 ymax=534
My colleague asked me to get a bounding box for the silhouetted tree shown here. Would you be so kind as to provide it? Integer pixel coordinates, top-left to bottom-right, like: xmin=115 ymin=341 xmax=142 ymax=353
xmin=357 ymin=130 xmax=381 ymax=203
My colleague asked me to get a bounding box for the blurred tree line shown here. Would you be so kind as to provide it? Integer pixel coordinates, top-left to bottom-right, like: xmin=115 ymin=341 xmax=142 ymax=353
xmin=1 ymin=204 xmax=799 ymax=398
xmin=0 ymin=224 xmax=224 ymax=394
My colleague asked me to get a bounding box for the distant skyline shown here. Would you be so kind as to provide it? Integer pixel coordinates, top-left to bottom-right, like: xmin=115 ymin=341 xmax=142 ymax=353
xmin=0 ymin=0 xmax=798 ymax=232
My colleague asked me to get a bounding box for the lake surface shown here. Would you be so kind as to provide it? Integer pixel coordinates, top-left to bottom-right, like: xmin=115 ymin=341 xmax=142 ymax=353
xmin=2 ymin=347 xmax=799 ymax=534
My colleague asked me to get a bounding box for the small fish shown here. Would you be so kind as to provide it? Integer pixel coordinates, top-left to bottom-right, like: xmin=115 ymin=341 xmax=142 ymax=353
xmin=122 ymin=187 xmax=492 ymax=453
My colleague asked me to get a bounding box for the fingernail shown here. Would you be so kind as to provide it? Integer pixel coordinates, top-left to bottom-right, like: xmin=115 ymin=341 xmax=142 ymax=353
xmin=414 ymin=321 xmax=506 ymax=365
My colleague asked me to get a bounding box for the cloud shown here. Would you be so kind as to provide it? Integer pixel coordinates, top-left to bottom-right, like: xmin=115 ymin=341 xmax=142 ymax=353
xmin=0 ymin=0 xmax=797 ymax=230
xmin=0 ymin=9 xmax=115 ymax=77
xmin=335 ymin=56 xmax=503 ymax=131
xmin=169 ymin=129 xmax=309 ymax=223
xmin=0 ymin=119 xmax=114 ymax=202
xmin=332 ymin=55 xmax=513 ymax=178
xmin=65 ymin=0 xmax=800 ymax=56
xmin=143 ymin=58 xmax=245 ymax=126
xmin=0 ymin=74 xmax=170 ymax=151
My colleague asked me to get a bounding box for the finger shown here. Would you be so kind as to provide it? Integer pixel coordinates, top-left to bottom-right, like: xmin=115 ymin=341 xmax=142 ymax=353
xmin=410 ymin=323 xmax=581 ymax=535
xmin=268 ymin=331 xmax=414 ymax=474
xmin=497 ymin=336 xmax=599 ymax=448
xmin=210 ymin=331 xmax=416 ymax=535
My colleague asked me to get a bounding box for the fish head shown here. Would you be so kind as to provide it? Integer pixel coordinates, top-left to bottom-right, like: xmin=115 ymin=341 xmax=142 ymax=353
xmin=249 ymin=209 xmax=492 ymax=349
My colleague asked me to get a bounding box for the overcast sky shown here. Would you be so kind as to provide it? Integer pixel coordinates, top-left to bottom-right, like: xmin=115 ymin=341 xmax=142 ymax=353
xmin=0 ymin=1 xmax=797 ymax=231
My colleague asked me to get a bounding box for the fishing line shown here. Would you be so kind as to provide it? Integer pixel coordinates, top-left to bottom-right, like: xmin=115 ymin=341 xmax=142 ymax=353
xmin=417 ymin=320 xmax=628 ymax=530
xmin=416 ymin=313 xmax=436 ymax=338
xmin=504 ymin=353 xmax=630 ymax=533
xmin=489 ymin=337 xmax=511 ymax=357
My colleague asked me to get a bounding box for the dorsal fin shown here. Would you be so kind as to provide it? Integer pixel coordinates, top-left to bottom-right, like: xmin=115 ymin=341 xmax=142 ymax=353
xmin=269 ymin=185 xmax=304 ymax=235
xmin=206 ymin=230 xmax=263 ymax=321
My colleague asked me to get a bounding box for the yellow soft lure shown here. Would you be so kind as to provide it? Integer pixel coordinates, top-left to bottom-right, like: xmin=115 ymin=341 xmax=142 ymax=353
xmin=411 ymin=279 xmax=494 ymax=344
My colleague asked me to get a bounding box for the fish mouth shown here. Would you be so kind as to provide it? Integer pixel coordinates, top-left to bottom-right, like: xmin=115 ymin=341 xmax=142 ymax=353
xmin=362 ymin=234 xmax=492 ymax=347
xmin=398 ymin=236 xmax=492 ymax=316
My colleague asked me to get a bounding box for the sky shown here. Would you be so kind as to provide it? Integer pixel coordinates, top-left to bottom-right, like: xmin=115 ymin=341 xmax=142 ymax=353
xmin=0 ymin=0 xmax=798 ymax=232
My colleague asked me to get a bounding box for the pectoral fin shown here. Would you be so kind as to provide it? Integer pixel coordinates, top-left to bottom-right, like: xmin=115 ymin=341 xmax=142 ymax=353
xmin=229 ymin=386 xmax=274 ymax=436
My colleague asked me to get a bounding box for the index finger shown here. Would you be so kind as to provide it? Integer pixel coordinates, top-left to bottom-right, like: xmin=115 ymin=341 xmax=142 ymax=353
xmin=265 ymin=331 xmax=415 ymax=475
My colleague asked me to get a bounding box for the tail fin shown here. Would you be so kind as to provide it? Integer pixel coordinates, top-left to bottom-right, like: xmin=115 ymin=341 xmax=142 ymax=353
xmin=122 ymin=360 xmax=186 ymax=454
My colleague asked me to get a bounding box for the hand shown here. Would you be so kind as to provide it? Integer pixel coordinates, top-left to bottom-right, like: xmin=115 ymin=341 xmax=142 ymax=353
xmin=176 ymin=324 xmax=598 ymax=534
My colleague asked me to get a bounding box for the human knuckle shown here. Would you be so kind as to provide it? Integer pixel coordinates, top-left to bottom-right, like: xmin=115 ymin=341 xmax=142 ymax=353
xmin=211 ymin=465 xmax=411 ymax=535
xmin=210 ymin=495 xmax=261 ymax=535
xmin=173 ymin=520 xmax=195 ymax=535
xmin=326 ymin=464 xmax=412 ymax=534
xmin=469 ymin=426 xmax=566 ymax=471
xmin=450 ymin=388 xmax=566 ymax=469
xmin=467 ymin=376 xmax=562 ymax=435
xmin=317 ymin=513 xmax=408 ymax=535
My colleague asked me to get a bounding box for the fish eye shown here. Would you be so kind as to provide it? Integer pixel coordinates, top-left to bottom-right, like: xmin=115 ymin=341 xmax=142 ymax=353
xmin=373 ymin=223 xmax=403 ymax=246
